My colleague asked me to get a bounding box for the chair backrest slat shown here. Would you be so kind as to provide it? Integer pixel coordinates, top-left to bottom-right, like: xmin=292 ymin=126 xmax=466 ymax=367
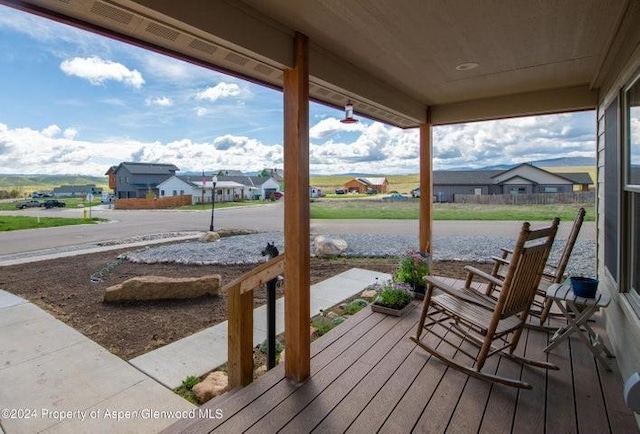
xmin=494 ymin=218 xmax=559 ymax=319
xmin=551 ymin=207 xmax=586 ymax=283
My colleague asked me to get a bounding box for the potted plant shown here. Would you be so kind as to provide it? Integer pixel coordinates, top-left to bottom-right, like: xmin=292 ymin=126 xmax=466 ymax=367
xmin=371 ymin=281 xmax=413 ymax=316
xmin=393 ymin=250 xmax=430 ymax=298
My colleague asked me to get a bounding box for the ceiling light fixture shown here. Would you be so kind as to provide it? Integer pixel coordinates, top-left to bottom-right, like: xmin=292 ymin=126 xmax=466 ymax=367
xmin=455 ymin=62 xmax=480 ymax=71
xmin=340 ymin=100 xmax=358 ymax=124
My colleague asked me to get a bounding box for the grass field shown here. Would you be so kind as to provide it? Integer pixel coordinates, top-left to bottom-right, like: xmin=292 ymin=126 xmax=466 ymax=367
xmin=310 ymin=200 xmax=594 ymax=221
xmin=0 ymin=216 xmax=105 ymax=231
xmin=0 ymin=197 xmax=102 ymax=211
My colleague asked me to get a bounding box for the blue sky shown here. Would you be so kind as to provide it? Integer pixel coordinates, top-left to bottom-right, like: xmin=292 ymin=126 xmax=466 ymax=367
xmin=0 ymin=5 xmax=596 ymax=176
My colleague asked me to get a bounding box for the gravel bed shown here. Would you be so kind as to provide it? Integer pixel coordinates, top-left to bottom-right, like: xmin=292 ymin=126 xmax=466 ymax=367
xmin=122 ymin=231 xmax=596 ymax=277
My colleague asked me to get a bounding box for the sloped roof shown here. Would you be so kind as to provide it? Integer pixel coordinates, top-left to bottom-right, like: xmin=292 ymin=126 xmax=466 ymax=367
xmin=117 ymin=162 xmax=179 ymax=175
xmin=352 ymin=177 xmax=387 ymax=186
xmin=557 ymin=172 xmax=593 ymax=184
xmin=218 ymin=175 xmax=273 ymax=187
xmin=434 ymin=170 xmax=503 ymax=185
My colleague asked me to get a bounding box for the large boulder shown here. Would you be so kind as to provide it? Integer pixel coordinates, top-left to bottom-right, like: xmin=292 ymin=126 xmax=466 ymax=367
xmin=201 ymin=231 xmax=220 ymax=242
xmin=192 ymin=371 xmax=228 ymax=403
xmin=104 ymin=275 xmax=221 ymax=302
xmin=314 ymin=235 xmax=348 ymax=257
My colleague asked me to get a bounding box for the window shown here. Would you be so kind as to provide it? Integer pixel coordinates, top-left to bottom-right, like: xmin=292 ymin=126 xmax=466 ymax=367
xmin=160 ymin=190 xmax=165 ymax=196
xmin=172 ymin=190 xmax=177 ymax=196
xmin=180 ymin=190 xmax=184 ymax=195
xmin=544 ymin=187 xmax=558 ymax=193
xmin=624 ymin=72 xmax=640 ymax=309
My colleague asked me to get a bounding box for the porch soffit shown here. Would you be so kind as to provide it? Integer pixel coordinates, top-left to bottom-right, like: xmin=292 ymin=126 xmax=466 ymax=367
xmin=1 ymin=0 xmax=633 ymax=127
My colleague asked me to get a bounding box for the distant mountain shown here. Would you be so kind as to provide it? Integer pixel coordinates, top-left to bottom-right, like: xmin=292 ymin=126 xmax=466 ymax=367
xmin=0 ymin=174 xmax=107 ymax=189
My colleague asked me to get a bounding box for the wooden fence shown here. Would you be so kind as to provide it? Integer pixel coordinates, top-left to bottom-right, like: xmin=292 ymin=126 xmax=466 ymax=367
xmin=454 ymin=191 xmax=595 ymax=205
xmin=114 ymin=195 xmax=192 ymax=209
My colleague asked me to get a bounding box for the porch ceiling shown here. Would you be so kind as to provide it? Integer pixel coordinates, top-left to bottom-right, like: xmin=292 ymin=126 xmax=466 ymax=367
xmin=2 ymin=0 xmax=634 ymax=126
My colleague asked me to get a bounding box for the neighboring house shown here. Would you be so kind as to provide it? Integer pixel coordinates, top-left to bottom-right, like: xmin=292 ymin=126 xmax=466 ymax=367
xmin=343 ymin=177 xmax=389 ymax=194
xmin=216 ymin=169 xmax=244 ymax=177
xmin=53 ymin=184 xmax=101 ymax=197
xmin=157 ymin=175 xmax=281 ymax=203
xmin=217 ymin=175 xmax=281 ymax=200
xmin=429 ymin=164 xmax=593 ymax=203
xmin=107 ymin=162 xmax=179 ymax=199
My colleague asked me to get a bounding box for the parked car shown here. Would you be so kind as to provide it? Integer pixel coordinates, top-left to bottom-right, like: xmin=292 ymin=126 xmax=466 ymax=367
xmin=15 ymin=200 xmax=42 ymax=209
xmin=271 ymin=191 xmax=284 ymax=200
xmin=381 ymin=193 xmax=409 ymax=201
xmin=43 ymin=199 xmax=66 ymax=209
xmin=411 ymin=188 xmax=420 ymax=198
xmin=335 ymin=188 xmax=346 ymax=194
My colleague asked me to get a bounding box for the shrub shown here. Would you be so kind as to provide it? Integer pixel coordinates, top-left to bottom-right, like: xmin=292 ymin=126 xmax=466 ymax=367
xmin=342 ymin=298 xmax=368 ymax=315
xmin=259 ymin=338 xmax=284 ymax=354
xmin=181 ymin=375 xmax=200 ymax=390
xmin=374 ymin=281 xmax=412 ymax=310
xmin=394 ymin=251 xmax=430 ymax=292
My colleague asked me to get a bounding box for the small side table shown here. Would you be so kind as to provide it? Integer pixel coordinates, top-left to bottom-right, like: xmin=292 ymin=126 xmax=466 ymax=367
xmin=543 ymin=282 xmax=614 ymax=371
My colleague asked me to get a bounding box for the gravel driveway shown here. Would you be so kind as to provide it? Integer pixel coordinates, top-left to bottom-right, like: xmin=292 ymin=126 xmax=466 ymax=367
xmin=123 ymin=231 xmax=596 ymax=277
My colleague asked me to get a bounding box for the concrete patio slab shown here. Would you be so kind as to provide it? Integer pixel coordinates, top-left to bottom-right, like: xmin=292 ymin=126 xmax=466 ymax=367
xmin=0 ymin=291 xmax=194 ymax=434
xmin=0 ymin=289 xmax=27 ymax=309
xmin=130 ymin=268 xmax=392 ymax=389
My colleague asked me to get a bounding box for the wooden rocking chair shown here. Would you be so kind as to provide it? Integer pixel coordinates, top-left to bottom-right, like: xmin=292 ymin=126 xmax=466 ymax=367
xmin=489 ymin=208 xmax=586 ymax=325
xmin=410 ymin=218 xmax=560 ymax=389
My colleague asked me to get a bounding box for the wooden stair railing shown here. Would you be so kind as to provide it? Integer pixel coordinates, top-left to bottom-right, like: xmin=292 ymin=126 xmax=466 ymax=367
xmin=220 ymin=255 xmax=285 ymax=388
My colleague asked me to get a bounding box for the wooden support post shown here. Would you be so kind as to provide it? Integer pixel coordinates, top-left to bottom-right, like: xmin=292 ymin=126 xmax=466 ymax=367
xmin=227 ymin=284 xmax=254 ymax=387
xmin=419 ymin=108 xmax=433 ymax=254
xmin=283 ymin=32 xmax=311 ymax=382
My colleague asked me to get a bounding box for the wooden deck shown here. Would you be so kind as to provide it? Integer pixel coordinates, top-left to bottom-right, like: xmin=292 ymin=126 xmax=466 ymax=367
xmin=164 ymin=279 xmax=639 ymax=434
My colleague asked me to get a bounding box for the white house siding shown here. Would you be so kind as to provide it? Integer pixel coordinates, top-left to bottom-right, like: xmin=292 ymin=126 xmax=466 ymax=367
xmin=597 ymin=36 xmax=640 ymax=424
xmin=157 ymin=177 xmax=192 ymax=198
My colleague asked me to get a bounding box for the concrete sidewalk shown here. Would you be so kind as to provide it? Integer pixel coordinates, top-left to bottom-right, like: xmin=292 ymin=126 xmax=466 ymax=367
xmin=0 ymin=290 xmax=194 ymax=434
xmin=130 ymin=268 xmax=391 ymax=389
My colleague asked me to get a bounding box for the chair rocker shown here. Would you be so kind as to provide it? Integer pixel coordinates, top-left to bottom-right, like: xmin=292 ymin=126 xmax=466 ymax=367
xmin=410 ymin=219 xmax=560 ymax=389
xmin=489 ymin=207 xmax=585 ymax=325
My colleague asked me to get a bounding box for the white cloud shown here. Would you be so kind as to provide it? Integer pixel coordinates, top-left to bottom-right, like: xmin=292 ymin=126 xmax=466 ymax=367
xmin=309 ymin=117 xmax=367 ymax=139
xmin=195 ymin=107 xmax=208 ymax=117
xmin=145 ymin=96 xmax=173 ymax=107
xmin=196 ymin=83 xmax=241 ymax=101
xmin=0 ymin=112 xmax=596 ymax=177
xmin=60 ymin=56 xmax=144 ymax=88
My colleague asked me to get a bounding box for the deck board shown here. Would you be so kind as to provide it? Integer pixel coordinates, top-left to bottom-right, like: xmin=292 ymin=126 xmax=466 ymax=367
xmin=163 ymin=278 xmax=640 ymax=434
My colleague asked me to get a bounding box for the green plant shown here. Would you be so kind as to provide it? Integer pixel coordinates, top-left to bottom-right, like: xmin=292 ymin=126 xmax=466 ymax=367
xmin=342 ymin=298 xmax=368 ymax=315
xmin=312 ymin=317 xmax=334 ymax=337
xmin=394 ymin=251 xmax=430 ymax=290
xmin=259 ymin=338 xmax=284 ymax=354
xmin=374 ymin=281 xmax=412 ymax=310
xmin=181 ymin=375 xmax=200 ymax=390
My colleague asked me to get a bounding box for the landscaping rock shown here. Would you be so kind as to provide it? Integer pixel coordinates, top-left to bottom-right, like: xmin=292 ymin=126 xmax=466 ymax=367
xmin=255 ymin=365 xmax=268 ymax=377
xmin=103 ymin=275 xmax=221 ymax=302
xmin=192 ymin=371 xmax=228 ymax=403
xmin=326 ymin=311 xmax=339 ymax=319
xmin=361 ymin=289 xmax=377 ymax=298
xmin=314 ymin=235 xmax=348 ymax=257
xmin=201 ymin=231 xmax=220 ymax=242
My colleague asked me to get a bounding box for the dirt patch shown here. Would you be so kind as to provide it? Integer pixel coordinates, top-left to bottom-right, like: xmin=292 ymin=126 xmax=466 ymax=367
xmin=0 ymin=249 xmax=491 ymax=360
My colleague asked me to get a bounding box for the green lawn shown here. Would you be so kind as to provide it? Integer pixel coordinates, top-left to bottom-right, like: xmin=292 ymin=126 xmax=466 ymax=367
xmin=0 ymin=216 xmax=105 ymax=231
xmin=0 ymin=197 xmax=101 ymax=211
xmin=310 ymin=200 xmax=595 ymax=221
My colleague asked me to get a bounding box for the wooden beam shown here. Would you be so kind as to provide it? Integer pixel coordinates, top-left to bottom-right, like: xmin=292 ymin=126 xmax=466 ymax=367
xmin=283 ymin=32 xmax=311 ymax=382
xmin=419 ymin=108 xmax=433 ymax=254
xmin=220 ymin=255 xmax=285 ymax=295
xmin=227 ymin=283 xmax=254 ymax=387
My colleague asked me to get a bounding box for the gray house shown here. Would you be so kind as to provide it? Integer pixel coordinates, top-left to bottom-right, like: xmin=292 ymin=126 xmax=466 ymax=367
xmin=53 ymin=184 xmax=101 ymax=198
xmin=430 ymin=163 xmax=593 ymax=202
xmin=107 ymin=162 xmax=179 ymax=199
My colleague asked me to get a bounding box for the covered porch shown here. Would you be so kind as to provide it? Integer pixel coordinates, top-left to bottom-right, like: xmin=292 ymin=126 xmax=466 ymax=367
xmin=164 ymin=284 xmax=638 ymax=433
xmin=2 ymin=0 xmax=640 ymax=432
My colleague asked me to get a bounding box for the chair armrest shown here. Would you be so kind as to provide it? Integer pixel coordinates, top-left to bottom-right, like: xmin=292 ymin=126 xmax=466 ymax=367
xmin=491 ymin=256 xmax=510 ymax=266
xmin=500 ymin=247 xmax=513 ymax=256
xmin=424 ymin=276 xmax=495 ymax=310
xmin=464 ymin=265 xmax=506 ymax=287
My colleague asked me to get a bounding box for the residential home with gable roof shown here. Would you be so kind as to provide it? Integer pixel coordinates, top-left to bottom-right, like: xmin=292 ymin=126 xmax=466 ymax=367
xmin=343 ymin=177 xmax=389 ymax=194
xmin=106 ymin=162 xmax=178 ymax=199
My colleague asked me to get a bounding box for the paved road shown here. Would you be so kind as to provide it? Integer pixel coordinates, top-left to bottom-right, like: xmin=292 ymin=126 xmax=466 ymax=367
xmin=0 ymin=202 xmax=594 ymax=256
